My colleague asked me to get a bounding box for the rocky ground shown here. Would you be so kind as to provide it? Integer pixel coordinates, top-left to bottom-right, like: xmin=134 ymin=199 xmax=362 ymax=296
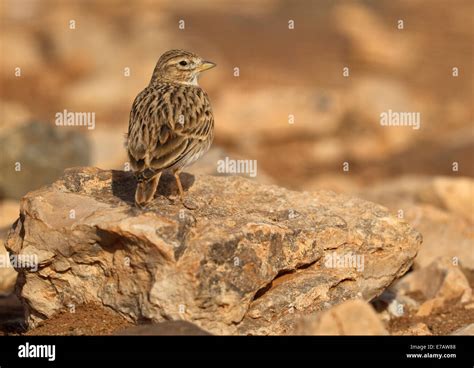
xmin=5 ymin=167 xmax=422 ymax=335
xmin=1 ymin=168 xmax=473 ymax=336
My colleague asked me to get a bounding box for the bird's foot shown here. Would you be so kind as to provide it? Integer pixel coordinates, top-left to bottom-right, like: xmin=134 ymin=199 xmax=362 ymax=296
xmin=135 ymin=200 xmax=153 ymax=210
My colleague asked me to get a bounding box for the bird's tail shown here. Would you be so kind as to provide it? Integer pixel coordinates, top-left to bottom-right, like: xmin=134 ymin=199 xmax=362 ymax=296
xmin=135 ymin=172 xmax=161 ymax=206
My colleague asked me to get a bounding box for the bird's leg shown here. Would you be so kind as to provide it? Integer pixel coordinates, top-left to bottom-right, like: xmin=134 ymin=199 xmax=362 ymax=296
xmin=174 ymin=171 xmax=185 ymax=203
xmin=173 ymin=171 xmax=197 ymax=210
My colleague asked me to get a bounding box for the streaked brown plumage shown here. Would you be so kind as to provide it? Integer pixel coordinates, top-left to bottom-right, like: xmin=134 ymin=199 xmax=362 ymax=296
xmin=126 ymin=49 xmax=216 ymax=207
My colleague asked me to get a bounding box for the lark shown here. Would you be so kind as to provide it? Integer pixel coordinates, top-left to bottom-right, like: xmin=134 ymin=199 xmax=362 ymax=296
xmin=126 ymin=49 xmax=216 ymax=208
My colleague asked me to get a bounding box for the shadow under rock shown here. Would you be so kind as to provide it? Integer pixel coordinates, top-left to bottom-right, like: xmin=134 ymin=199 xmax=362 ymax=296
xmin=0 ymin=294 xmax=27 ymax=334
xmin=111 ymin=170 xmax=195 ymax=204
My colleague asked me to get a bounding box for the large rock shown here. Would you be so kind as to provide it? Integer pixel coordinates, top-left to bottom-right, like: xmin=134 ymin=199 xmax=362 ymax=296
xmin=6 ymin=167 xmax=421 ymax=335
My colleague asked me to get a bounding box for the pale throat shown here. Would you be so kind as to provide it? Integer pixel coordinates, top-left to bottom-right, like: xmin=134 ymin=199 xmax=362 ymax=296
xmin=181 ymin=74 xmax=199 ymax=86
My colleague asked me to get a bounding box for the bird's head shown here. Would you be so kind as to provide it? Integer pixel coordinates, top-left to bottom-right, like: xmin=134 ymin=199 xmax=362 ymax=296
xmin=150 ymin=49 xmax=216 ymax=85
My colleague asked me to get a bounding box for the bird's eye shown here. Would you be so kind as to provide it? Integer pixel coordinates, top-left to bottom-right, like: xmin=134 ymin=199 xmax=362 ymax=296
xmin=179 ymin=60 xmax=188 ymax=66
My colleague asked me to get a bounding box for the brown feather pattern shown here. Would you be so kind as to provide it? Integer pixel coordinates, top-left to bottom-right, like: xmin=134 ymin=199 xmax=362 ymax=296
xmin=126 ymin=49 xmax=215 ymax=204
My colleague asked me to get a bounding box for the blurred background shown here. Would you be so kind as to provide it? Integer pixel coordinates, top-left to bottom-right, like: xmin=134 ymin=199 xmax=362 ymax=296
xmin=0 ymin=0 xmax=473 ymax=311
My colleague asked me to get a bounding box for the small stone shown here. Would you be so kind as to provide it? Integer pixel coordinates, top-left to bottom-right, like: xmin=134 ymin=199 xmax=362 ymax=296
xmin=295 ymin=299 xmax=388 ymax=335
xmin=416 ymin=297 xmax=445 ymax=317
xmin=395 ymin=257 xmax=472 ymax=304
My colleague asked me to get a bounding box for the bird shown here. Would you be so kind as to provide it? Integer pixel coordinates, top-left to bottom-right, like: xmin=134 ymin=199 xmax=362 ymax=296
xmin=126 ymin=49 xmax=216 ymax=208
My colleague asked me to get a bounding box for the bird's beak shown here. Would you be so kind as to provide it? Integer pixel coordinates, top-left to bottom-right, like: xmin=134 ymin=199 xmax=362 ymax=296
xmin=198 ymin=60 xmax=216 ymax=72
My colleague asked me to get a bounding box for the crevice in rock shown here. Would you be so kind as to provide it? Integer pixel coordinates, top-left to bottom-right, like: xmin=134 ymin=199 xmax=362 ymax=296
xmin=252 ymin=259 xmax=319 ymax=302
xmin=95 ymin=229 xmax=127 ymax=252
xmin=295 ymin=260 xmax=319 ymax=270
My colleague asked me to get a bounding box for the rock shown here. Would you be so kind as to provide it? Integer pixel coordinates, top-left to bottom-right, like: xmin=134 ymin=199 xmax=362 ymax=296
xmin=6 ymin=167 xmax=421 ymax=334
xmin=114 ymin=321 xmax=211 ymax=336
xmin=407 ymin=206 xmax=472 ymax=271
xmin=451 ymin=323 xmax=474 ymax=336
xmin=416 ymin=297 xmax=446 ymax=317
xmin=0 ymin=121 xmax=91 ymax=199
xmin=394 ymin=257 xmax=472 ymax=307
xmin=295 ymin=299 xmax=388 ymax=335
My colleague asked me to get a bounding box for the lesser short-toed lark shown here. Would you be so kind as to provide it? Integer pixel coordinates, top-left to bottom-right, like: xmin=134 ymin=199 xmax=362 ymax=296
xmin=126 ymin=49 xmax=216 ymax=207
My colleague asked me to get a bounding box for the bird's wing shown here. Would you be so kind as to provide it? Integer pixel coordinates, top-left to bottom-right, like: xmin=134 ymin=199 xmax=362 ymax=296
xmin=127 ymin=83 xmax=213 ymax=173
